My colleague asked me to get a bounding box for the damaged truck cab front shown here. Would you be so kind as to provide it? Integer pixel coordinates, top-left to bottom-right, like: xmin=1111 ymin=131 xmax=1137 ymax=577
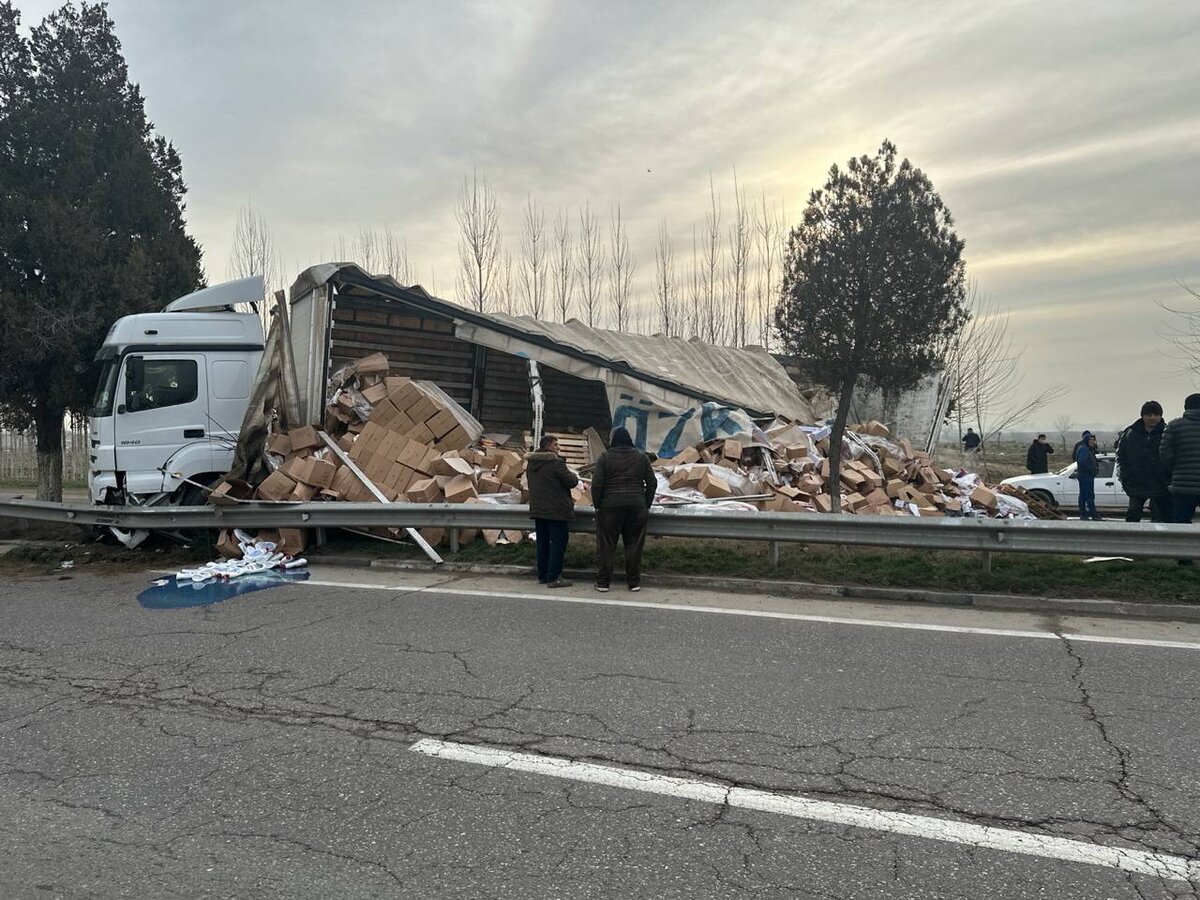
xmin=88 ymin=277 xmax=266 ymax=507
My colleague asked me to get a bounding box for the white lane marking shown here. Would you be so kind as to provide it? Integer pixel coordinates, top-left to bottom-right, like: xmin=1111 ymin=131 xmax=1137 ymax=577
xmin=302 ymin=578 xmax=1200 ymax=651
xmin=410 ymin=738 xmax=1200 ymax=882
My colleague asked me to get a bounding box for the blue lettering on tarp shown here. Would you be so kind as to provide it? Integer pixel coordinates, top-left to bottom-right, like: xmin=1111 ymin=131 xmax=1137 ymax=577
xmin=700 ymin=403 xmax=741 ymax=441
xmin=656 ymin=408 xmax=696 ymax=458
xmin=611 ymin=405 xmax=650 ymax=448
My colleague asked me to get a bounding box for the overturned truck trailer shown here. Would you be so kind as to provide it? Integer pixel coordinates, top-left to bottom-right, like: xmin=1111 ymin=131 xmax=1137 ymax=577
xmin=288 ymin=264 xmax=815 ymax=455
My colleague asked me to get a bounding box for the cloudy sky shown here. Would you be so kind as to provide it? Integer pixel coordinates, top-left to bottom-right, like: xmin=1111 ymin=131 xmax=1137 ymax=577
xmin=15 ymin=0 xmax=1200 ymax=429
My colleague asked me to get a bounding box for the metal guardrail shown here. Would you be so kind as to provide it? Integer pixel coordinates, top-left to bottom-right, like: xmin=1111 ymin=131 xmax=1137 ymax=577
xmin=3 ymin=498 xmax=1200 ymax=559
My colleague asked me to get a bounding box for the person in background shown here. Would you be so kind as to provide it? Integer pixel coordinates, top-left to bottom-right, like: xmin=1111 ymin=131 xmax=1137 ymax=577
xmin=1074 ymin=430 xmax=1099 ymax=520
xmin=591 ymin=426 xmax=657 ymax=593
xmin=962 ymin=428 xmax=981 ymax=454
xmin=1117 ymin=401 xmax=1169 ymax=523
xmin=1159 ymin=394 xmax=1200 ymax=529
xmin=1025 ymin=433 xmax=1054 ymax=475
xmin=525 ymin=434 xmax=579 ymax=588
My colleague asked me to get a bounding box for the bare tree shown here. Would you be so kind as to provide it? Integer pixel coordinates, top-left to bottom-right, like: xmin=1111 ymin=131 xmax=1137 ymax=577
xmin=1052 ymin=413 xmax=1075 ymax=452
xmin=576 ymin=202 xmax=605 ymax=328
xmin=550 ymin=209 xmax=575 ymax=321
xmin=608 ymin=204 xmax=635 ymax=332
xmin=728 ymin=172 xmax=752 ymax=347
xmin=227 ymin=202 xmax=277 ymax=331
xmin=683 ymin=224 xmax=702 ymax=339
xmin=653 ymin=220 xmax=678 ymax=336
xmin=700 ymin=175 xmax=726 ymax=343
xmin=454 ymin=168 xmax=502 ymax=312
xmin=753 ymin=192 xmax=782 ymax=349
xmin=346 ymin=226 xmax=412 ymax=283
xmin=228 ymin=201 xmax=277 ymax=291
xmin=945 ymin=288 xmax=1069 ymax=476
xmin=517 ymin=196 xmax=548 ymax=318
xmin=1159 ymin=281 xmax=1200 ymax=376
xmin=495 ymin=252 xmax=516 ymax=315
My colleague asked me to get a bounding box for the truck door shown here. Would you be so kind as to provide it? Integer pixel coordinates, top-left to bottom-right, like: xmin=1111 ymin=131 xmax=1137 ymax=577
xmin=113 ymin=354 xmax=211 ymax=495
xmin=205 ymin=352 xmax=257 ymax=476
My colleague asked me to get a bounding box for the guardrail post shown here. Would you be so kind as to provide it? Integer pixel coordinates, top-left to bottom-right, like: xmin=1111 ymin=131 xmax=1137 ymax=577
xmin=449 ymin=528 xmax=460 ymax=554
xmin=982 ymin=550 xmax=993 ymax=574
xmin=768 ymin=541 xmax=780 ymax=568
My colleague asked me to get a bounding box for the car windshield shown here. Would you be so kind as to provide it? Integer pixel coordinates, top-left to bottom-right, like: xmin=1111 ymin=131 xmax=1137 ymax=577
xmin=90 ymin=359 xmax=120 ymax=417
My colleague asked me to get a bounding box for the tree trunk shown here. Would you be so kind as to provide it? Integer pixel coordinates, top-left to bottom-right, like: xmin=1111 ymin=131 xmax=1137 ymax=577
xmin=826 ymin=376 xmax=858 ymax=515
xmin=35 ymin=405 xmax=64 ymax=502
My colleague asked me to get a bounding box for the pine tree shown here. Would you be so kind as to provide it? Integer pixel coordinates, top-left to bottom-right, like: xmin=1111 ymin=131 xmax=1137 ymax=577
xmin=776 ymin=141 xmax=967 ymax=512
xmin=0 ymin=2 xmax=203 ymax=500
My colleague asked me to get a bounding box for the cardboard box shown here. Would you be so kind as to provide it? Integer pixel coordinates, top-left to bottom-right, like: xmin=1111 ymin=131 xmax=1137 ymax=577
xmin=257 ymin=470 xmax=297 ymax=502
xmin=361 ymin=382 xmax=390 ymax=405
xmin=722 ymin=439 xmax=743 ymax=461
xmin=419 ymin=527 xmax=446 ymax=547
xmin=384 ymin=375 xmax=411 ymax=393
xmin=406 ymin=396 xmax=439 ymax=425
xmin=430 ymin=455 xmax=474 ymax=478
xmin=289 ymin=425 xmax=321 ymax=452
xmin=885 ymin=479 xmax=908 ymax=499
xmin=216 ymin=529 xmax=242 ymax=559
xmin=208 ymin=478 xmax=253 ymax=506
xmin=698 ymin=470 xmax=733 ymax=499
xmin=409 ymin=422 xmax=435 ymax=445
xmin=280 ymin=454 xmax=309 ymax=482
xmin=864 ymin=488 xmax=892 ymax=508
xmin=294 ymin=457 xmax=337 ymax=490
xmin=970 ymin=486 xmax=998 ymax=510
xmin=266 ymin=433 xmax=292 ymax=456
xmin=289 ymin=482 xmax=318 ymax=502
xmin=426 ymin=408 xmax=458 ymax=440
xmin=444 ymin=474 xmax=478 ymax=503
xmin=406 ymin=478 xmax=442 ymax=503
xmin=437 ymin=425 xmax=472 ymax=452
xmin=354 ymin=352 xmax=390 ymax=375
xmin=669 ymin=467 xmax=704 ymax=489
xmin=478 ymin=473 xmax=503 ymax=494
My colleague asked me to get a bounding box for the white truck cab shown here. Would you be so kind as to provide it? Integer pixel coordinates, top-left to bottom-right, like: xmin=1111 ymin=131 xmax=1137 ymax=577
xmin=88 ymin=277 xmax=265 ymax=506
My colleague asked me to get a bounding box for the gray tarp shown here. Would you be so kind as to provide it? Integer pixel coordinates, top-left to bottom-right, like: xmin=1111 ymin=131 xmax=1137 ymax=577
xmin=290 ymin=264 xmax=813 ymax=423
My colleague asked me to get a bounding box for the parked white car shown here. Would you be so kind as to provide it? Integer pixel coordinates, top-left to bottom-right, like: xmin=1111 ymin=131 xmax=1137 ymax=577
xmin=1001 ymin=452 xmax=1128 ymax=512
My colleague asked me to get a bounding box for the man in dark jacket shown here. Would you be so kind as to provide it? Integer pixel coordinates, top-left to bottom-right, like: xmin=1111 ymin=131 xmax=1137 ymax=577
xmin=1117 ymin=400 xmax=1169 ymax=522
xmin=1025 ymin=434 xmax=1054 ymax=475
xmin=526 ymin=435 xmax=579 ymax=588
xmin=962 ymin=428 xmax=981 ymax=453
xmin=591 ymin=426 xmax=657 ymax=592
xmin=1074 ymin=430 xmax=1099 ymax=521
xmin=1160 ymin=393 xmax=1200 ymax=525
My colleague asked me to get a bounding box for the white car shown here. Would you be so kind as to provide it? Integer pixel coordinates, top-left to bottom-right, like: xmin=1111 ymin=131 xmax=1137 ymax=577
xmin=1001 ymin=452 xmax=1128 ymax=512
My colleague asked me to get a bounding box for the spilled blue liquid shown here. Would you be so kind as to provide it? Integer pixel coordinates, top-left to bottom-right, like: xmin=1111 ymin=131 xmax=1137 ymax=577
xmin=138 ymin=570 xmax=310 ymax=610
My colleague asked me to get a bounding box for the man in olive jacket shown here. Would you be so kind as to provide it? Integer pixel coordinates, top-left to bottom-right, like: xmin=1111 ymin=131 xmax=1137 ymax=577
xmin=526 ymin=435 xmax=579 ymax=588
xmin=1160 ymin=393 xmax=1200 ymax=525
xmin=591 ymin=426 xmax=657 ymax=592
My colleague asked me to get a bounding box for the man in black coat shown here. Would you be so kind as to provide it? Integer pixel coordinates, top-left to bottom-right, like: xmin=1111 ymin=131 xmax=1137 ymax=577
xmin=591 ymin=426 xmax=657 ymax=593
xmin=1025 ymin=434 xmax=1054 ymax=475
xmin=1117 ymin=400 xmax=1169 ymax=522
xmin=1160 ymin=393 xmax=1200 ymax=525
xmin=526 ymin=435 xmax=579 ymax=588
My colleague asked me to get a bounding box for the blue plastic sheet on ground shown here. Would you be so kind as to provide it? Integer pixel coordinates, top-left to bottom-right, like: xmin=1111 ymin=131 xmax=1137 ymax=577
xmin=137 ymin=569 xmax=310 ymax=610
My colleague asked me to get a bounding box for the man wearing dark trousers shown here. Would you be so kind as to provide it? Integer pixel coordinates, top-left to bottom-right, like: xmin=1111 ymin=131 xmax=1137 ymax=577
xmin=591 ymin=426 xmax=657 ymax=592
xmin=1025 ymin=434 xmax=1054 ymax=475
xmin=526 ymin=435 xmax=579 ymax=588
xmin=1117 ymin=400 xmax=1170 ymax=522
xmin=1074 ymin=431 xmax=1099 ymax=520
xmin=1160 ymin=394 xmax=1200 ymax=528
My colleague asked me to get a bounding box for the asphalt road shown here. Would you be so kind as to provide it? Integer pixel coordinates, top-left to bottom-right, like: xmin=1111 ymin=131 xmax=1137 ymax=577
xmin=2 ymin=565 xmax=1199 ymax=899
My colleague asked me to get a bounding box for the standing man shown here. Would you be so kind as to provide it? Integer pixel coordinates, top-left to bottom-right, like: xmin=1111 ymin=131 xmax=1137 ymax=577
xmin=1025 ymin=434 xmax=1054 ymax=475
xmin=1159 ymin=394 xmax=1200 ymax=525
xmin=526 ymin=435 xmax=579 ymax=588
xmin=1117 ymin=401 xmax=1170 ymax=522
xmin=1074 ymin=430 xmax=1099 ymax=521
xmin=962 ymin=428 xmax=981 ymax=454
xmin=591 ymin=426 xmax=657 ymax=593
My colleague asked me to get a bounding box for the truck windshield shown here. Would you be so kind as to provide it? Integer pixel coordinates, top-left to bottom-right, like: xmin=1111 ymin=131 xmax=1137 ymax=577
xmin=90 ymin=359 xmax=120 ymax=417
